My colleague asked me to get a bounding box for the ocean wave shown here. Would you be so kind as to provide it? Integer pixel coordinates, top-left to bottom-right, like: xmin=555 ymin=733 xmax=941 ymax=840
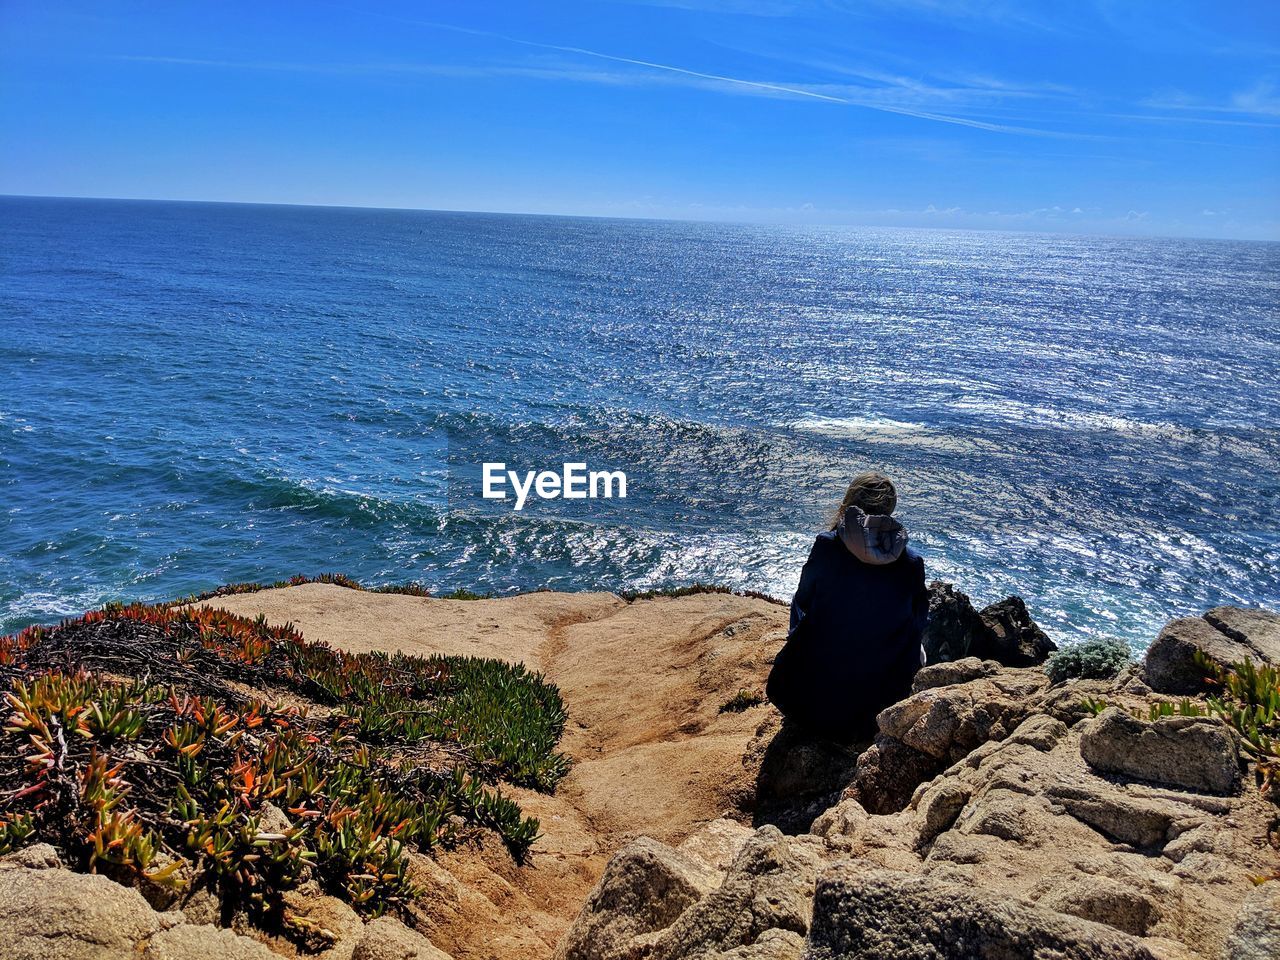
xmin=789 ymin=415 xmax=976 ymax=453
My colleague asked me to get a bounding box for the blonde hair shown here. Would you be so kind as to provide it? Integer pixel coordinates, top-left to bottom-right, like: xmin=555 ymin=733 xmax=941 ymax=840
xmin=830 ymin=471 xmax=897 ymax=529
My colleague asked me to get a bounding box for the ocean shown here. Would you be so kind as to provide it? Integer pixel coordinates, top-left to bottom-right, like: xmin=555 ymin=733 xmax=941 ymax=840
xmin=2 ymin=196 xmax=1277 ymax=646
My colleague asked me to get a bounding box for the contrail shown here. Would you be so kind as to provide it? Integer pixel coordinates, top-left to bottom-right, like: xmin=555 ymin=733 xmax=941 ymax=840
xmin=389 ymin=16 xmax=1083 ymax=138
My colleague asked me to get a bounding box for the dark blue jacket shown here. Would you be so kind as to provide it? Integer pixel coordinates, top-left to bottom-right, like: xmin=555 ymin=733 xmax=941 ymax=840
xmin=766 ymin=531 xmax=928 ymax=742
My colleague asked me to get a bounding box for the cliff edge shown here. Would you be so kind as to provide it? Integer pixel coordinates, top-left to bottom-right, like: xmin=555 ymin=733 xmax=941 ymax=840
xmin=1 ymin=584 xmax=1275 ymax=960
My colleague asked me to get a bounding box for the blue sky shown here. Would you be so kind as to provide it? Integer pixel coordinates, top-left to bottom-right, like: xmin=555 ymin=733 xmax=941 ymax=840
xmin=1 ymin=1 xmax=1277 ymax=238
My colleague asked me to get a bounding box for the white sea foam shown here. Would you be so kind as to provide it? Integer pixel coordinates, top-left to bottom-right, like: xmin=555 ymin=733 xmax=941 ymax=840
xmin=790 ymin=415 xmax=974 ymax=453
xmin=950 ymin=397 xmax=1201 ymax=442
xmin=7 ymin=587 xmax=113 ymax=622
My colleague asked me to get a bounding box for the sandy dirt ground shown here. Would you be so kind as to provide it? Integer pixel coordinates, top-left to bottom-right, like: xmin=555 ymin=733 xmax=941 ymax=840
xmin=198 ymin=584 xmax=790 ymax=959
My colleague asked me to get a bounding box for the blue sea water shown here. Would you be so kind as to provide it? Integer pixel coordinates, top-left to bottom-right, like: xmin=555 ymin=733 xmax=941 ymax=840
xmin=2 ymin=196 xmax=1278 ymax=646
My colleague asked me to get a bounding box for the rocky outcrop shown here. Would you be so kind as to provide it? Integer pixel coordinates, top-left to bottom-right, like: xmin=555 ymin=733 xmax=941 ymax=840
xmin=977 ymin=594 xmax=1057 ymax=666
xmin=848 ymin=664 xmax=1049 ymax=813
xmin=0 ymin=857 xmax=280 ymax=960
xmin=557 ymin=838 xmax=720 ymax=960
xmin=921 ymin=582 xmax=990 ymax=664
xmin=922 ymin=582 xmax=1057 ymax=666
xmin=557 ymin=827 xmax=822 ymax=960
xmin=1080 ymin=707 xmax=1242 ymax=794
xmin=1143 ymin=606 xmax=1280 ymax=694
xmin=0 ymin=847 xmax=455 ymax=960
xmin=1 ymin=594 xmax=1274 ymax=960
xmin=806 ymin=866 xmax=1170 ymax=960
xmin=558 ymin=608 xmax=1279 ymax=960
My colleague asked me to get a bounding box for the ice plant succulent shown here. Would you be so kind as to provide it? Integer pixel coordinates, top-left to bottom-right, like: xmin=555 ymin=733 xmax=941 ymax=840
xmin=0 ymin=590 xmax=570 ymax=935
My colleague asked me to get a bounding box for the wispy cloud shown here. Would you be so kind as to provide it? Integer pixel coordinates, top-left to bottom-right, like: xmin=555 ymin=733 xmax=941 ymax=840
xmin=322 ymin=15 xmax=1108 ymax=139
xmin=116 ymin=15 xmax=1279 ymax=145
xmin=1143 ymin=80 xmax=1280 ymax=119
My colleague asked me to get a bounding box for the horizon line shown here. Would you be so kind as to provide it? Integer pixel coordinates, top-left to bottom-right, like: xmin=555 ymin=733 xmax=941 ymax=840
xmin=2 ymin=192 xmax=1273 ymax=244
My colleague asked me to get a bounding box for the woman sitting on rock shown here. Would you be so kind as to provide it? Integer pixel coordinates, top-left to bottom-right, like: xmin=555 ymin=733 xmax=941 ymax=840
xmin=766 ymin=471 xmax=928 ymax=743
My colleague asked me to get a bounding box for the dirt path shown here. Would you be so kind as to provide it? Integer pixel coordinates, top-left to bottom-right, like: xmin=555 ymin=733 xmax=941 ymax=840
xmin=198 ymin=585 xmax=790 ymax=959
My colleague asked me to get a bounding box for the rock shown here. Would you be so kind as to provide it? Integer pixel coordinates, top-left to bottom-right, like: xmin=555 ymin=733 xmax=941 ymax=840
xmin=708 ymin=927 xmax=804 ymax=959
xmin=1203 ymin=606 xmax=1280 ymax=662
xmin=976 ymin=595 xmax=1057 ymax=666
xmin=954 ymin=787 xmax=1035 ymax=843
xmin=921 ymin=583 xmax=1054 ymax=667
xmin=915 ymin=781 xmax=971 ymax=843
xmin=1225 ymin=881 xmax=1280 ymax=960
xmin=1006 ymin=713 xmax=1069 ymax=752
xmin=750 ymin=720 xmax=861 ymax=832
xmin=142 ymin=925 xmax=278 ymax=960
xmin=806 ymin=865 xmax=1167 ymax=960
xmin=257 ymin=801 xmax=294 ymax=838
xmin=753 ymin=724 xmax=860 ymax=801
xmin=557 ymin=837 xmax=720 ymax=960
xmin=281 ymin=886 xmax=365 ymax=953
xmin=1143 ymin=609 xmax=1278 ymax=695
xmin=175 ymin=884 xmax=223 ymax=927
xmin=1039 ymin=877 xmax=1161 ymax=937
xmin=678 ymin=818 xmax=756 ymax=873
xmin=910 ymin=656 xmax=1000 ymax=693
xmin=1 ymin=843 xmax=61 ymax=870
xmin=921 ymin=582 xmax=988 ymax=664
xmin=875 ymin=674 xmax=1035 ymax=762
xmin=0 ymin=863 xmax=177 ymax=960
xmin=351 ymin=916 xmax=452 ymax=960
xmin=650 ymin=826 xmax=822 ymax=959
xmin=1045 ymin=783 xmax=1176 ymax=849
xmin=850 ymin=735 xmax=943 ymax=814
xmin=810 ymin=797 xmax=870 ymax=841
xmin=1079 ymin=708 xmax=1241 ymax=794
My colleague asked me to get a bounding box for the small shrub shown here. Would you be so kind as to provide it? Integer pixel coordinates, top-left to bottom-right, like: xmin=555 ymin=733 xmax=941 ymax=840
xmin=719 ymin=689 xmax=764 ymax=713
xmin=1079 ymin=696 xmax=1109 ymax=716
xmin=437 ymin=588 xmax=492 ymax=601
xmin=619 ymin=584 xmax=785 ymax=606
xmin=1195 ymin=653 xmax=1279 ymax=804
xmin=1045 ymin=637 xmax=1133 ymax=684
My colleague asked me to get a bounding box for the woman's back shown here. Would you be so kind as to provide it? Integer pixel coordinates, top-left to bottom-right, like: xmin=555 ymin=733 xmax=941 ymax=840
xmin=766 ymin=475 xmax=928 ymax=743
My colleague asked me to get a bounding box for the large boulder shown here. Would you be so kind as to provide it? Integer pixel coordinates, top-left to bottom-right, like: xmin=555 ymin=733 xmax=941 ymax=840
xmin=806 ymin=866 xmax=1169 ymax=960
xmin=875 ymin=672 xmax=1042 ymax=763
xmin=1143 ymin=607 xmax=1279 ymax=695
xmin=921 ymin=582 xmax=988 ymax=665
xmin=350 ymin=916 xmax=453 ymax=960
xmin=1204 ymin=606 xmax=1280 ymax=661
xmin=677 ymin=819 xmax=756 ymax=874
xmin=922 ymin=582 xmax=1055 ymax=667
xmin=142 ymin=925 xmax=278 ymax=960
xmin=0 ymin=861 xmax=285 ymax=960
xmin=557 ymin=827 xmax=823 ymax=960
xmin=1079 ymin=707 xmax=1241 ymax=795
xmin=557 ymin=837 xmax=720 ymax=960
xmin=849 ymin=735 xmax=943 ymax=815
xmin=0 ymin=864 xmax=175 ymax=960
xmin=650 ymin=827 xmax=822 ymax=958
xmin=976 ymin=595 xmax=1057 ymax=666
